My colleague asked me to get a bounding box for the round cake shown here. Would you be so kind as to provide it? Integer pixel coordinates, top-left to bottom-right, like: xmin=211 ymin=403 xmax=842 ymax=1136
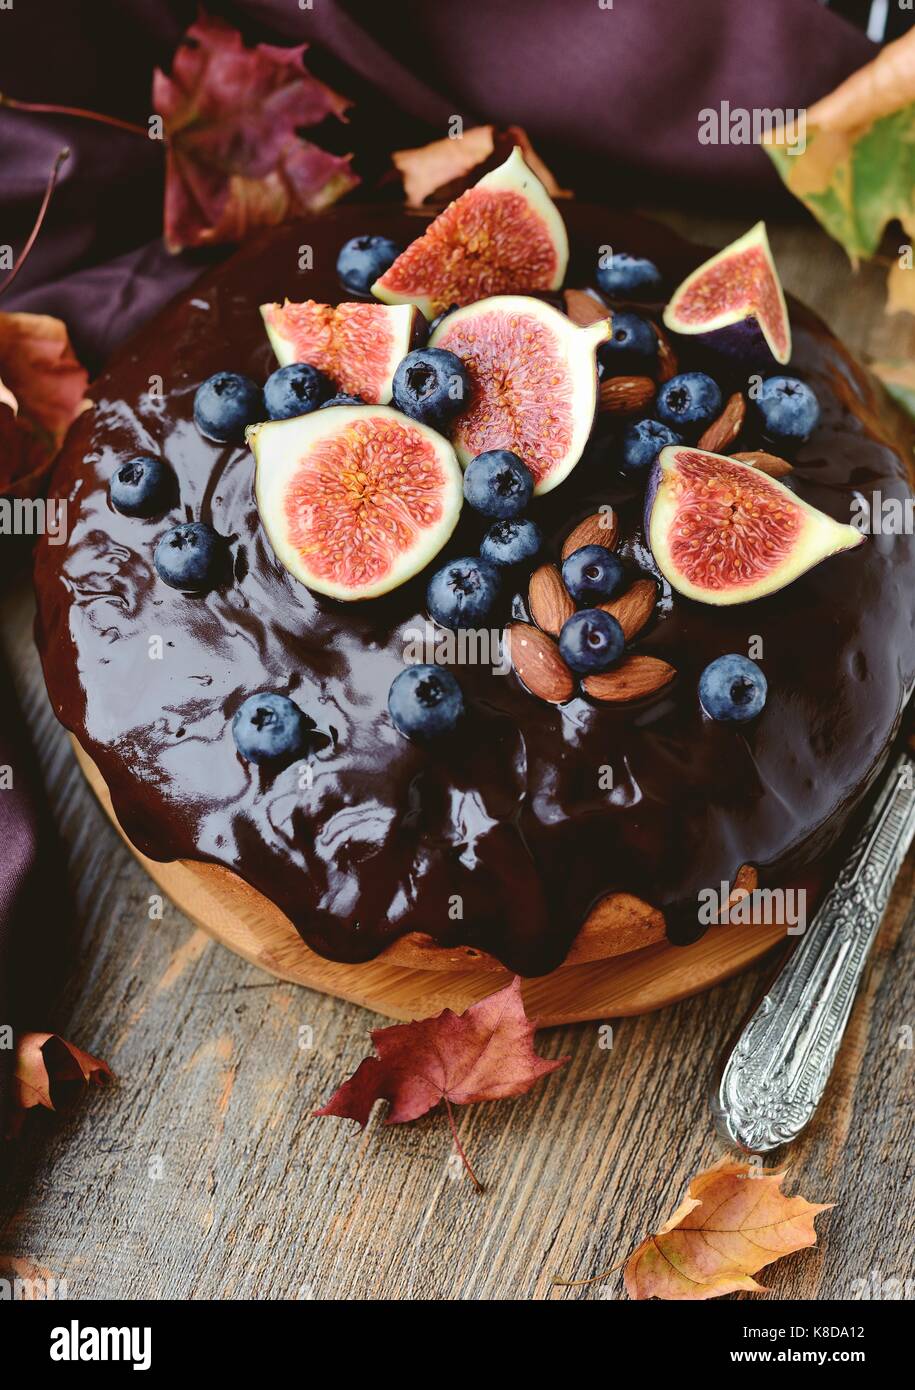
xmin=33 ymin=198 xmax=915 ymax=977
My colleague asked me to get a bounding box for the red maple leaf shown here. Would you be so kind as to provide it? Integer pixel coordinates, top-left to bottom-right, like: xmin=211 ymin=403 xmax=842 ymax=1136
xmin=153 ymin=13 xmax=359 ymax=253
xmin=315 ymin=977 xmax=567 ymax=1189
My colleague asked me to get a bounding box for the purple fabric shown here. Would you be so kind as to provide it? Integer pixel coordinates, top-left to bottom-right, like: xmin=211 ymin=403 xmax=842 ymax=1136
xmin=0 ymin=0 xmax=872 ymax=365
xmin=0 ymin=0 xmax=873 ymax=1127
xmin=0 ymin=685 xmax=40 ymax=1121
xmin=0 ymin=656 xmax=72 ymax=1136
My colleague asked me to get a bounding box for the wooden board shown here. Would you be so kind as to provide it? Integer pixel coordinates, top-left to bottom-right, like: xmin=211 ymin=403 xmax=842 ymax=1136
xmin=73 ymin=739 xmax=787 ymax=1023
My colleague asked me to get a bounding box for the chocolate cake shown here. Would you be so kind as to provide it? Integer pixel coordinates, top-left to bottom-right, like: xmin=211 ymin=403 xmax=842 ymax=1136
xmin=33 ymin=201 xmax=915 ymax=976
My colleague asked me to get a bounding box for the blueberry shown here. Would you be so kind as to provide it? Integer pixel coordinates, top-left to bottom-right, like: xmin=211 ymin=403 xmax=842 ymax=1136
xmin=480 ymin=517 xmax=542 ymax=567
xmin=392 ymin=348 xmax=470 ymax=430
xmin=559 ymin=609 xmax=625 ymax=674
xmin=597 ymin=311 xmax=657 ymax=376
xmin=698 ymin=654 xmax=767 ymax=723
xmin=154 ymin=522 xmax=227 ymax=593
xmin=427 ymin=556 xmax=500 ymax=629
xmin=264 ymin=363 xmax=333 ymax=420
xmin=596 ymin=252 xmax=663 ymax=299
xmin=755 ymin=376 xmax=820 ymax=446
xmin=620 ymin=419 xmax=682 ymax=476
xmin=561 ymin=545 xmax=626 ymax=604
xmin=194 ymin=372 xmax=263 ymax=444
xmin=232 ymin=692 xmax=313 ymax=766
xmin=319 ymin=393 xmax=365 ymax=409
xmin=388 ymin=664 xmax=464 ymax=740
xmin=336 ymin=235 xmax=402 ymax=296
xmin=463 ymin=450 xmax=533 ymax=519
xmin=656 ymin=372 xmax=723 ymax=435
xmin=110 ymin=454 xmax=172 ymax=517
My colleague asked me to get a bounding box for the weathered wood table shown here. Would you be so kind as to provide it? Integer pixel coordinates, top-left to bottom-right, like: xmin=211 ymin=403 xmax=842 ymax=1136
xmin=1 ymin=216 xmax=912 ymax=1301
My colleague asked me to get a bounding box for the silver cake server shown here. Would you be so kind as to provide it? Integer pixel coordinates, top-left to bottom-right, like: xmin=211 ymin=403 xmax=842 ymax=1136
xmin=711 ymin=751 xmax=915 ymax=1152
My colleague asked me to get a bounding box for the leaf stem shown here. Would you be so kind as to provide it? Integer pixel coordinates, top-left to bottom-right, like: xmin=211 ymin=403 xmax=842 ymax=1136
xmin=443 ymin=1096 xmax=483 ymax=1193
xmin=552 ymin=1256 xmax=625 ymax=1289
xmin=0 ymin=147 xmax=70 ymax=300
xmin=0 ymin=93 xmax=148 ymax=138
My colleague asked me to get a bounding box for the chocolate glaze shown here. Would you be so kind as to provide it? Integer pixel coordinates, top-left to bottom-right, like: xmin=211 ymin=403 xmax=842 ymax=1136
xmin=33 ymin=205 xmax=915 ymax=975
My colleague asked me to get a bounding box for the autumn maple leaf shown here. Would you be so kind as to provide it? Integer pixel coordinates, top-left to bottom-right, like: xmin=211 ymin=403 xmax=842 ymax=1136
xmin=557 ymin=1158 xmax=831 ymax=1299
xmin=393 ymin=124 xmax=568 ymax=208
xmin=624 ymin=1159 xmax=832 ymax=1300
xmin=765 ymin=27 xmax=915 ymax=320
xmin=0 ymin=313 xmax=90 ymax=500
xmin=315 ymin=977 xmax=567 ymax=1189
xmin=8 ymin=1032 xmax=113 ymax=1138
xmin=153 ymin=13 xmax=359 ymax=253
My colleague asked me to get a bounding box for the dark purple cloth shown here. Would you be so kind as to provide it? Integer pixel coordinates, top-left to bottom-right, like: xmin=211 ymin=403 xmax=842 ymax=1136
xmin=0 ymin=657 xmax=73 ymax=1137
xmin=0 ymin=0 xmax=873 ymax=366
xmin=0 ymin=684 xmax=40 ymax=1121
xmin=0 ymin=1 xmax=873 ymax=1128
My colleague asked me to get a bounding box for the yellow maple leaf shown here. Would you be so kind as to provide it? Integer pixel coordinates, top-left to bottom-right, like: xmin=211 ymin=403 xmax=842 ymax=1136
xmin=393 ymin=124 xmax=568 ymax=208
xmin=624 ymin=1159 xmax=832 ymax=1301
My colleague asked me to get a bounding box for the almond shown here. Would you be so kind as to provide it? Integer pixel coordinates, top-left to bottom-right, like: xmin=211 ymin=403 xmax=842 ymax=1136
xmin=651 ymin=321 xmax=678 ymax=382
xmin=528 ymin=563 xmax=575 ymax=637
xmin=564 ymin=288 xmax=610 ymax=327
xmin=561 ymin=508 xmax=619 ymax=559
xmin=599 ymin=375 xmax=655 ymax=416
xmin=697 ymin=391 xmax=746 ymax=452
xmin=599 ymin=578 xmax=657 ymax=641
xmin=732 ymin=449 xmax=793 ymax=478
xmin=583 ymin=654 xmax=676 ymax=703
xmin=505 ymin=622 xmax=575 ymax=704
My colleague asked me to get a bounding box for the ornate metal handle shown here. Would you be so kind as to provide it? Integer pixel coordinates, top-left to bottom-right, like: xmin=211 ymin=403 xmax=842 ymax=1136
xmin=711 ymin=753 xmax=915 ymax=1152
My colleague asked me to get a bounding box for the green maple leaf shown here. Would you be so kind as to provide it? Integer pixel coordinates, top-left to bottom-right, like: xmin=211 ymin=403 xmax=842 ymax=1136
xmin=766 ymin=27 xmax=915 ymax=324
xmin=767 ymin=107 xmax=915 ymax=263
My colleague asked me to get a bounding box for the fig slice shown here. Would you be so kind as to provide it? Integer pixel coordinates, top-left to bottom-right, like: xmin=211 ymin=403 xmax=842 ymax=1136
xmin=371 ymin=146 xmax=569 ymax=319
xmin=429 ymin=294 xmax=610 ymax=495
xmin=663 ymin=222 xmax=791 ymax=366
xmin=645 ymin=445 xmax=863 ymax=605
xmin=259 ymin=300 xmax=422 ymax=404
xmin=249 ymin=405 xmax=463 ymax=600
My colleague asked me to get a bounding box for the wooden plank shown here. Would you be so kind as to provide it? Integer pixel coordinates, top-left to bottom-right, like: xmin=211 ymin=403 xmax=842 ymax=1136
xmin=0 ymin=216 xmax=912 ymax=1300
